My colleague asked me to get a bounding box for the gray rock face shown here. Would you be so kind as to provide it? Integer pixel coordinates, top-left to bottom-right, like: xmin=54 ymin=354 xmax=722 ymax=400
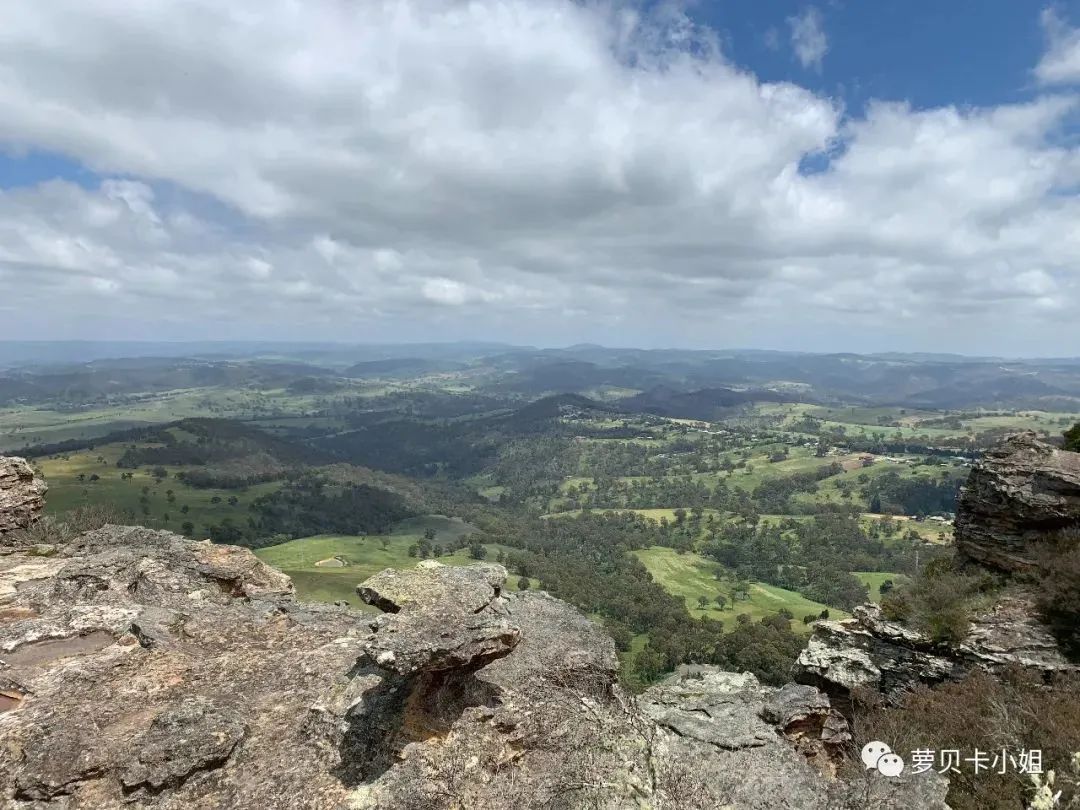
xmin=640 ymin=668 xmax=949 ymax=810
xmin=1 ymin=526 xmax=368 ymax=809
xmin=796 ymin=600 xmax=1078 ymax=700
xmin=357 ymin=561 xmax=520 ymax=675
xmin=955 ymin=431 xmax=1080 ymax=572
xmin=0 ymin=456 xmax=46 ymax=538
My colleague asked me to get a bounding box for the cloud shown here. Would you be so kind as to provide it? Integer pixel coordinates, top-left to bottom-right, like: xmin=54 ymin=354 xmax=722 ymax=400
xmin=788 ymin=7 xmax=828 ymax=72
xmin=0 ymin=1 xmax=1076 ymax=353
xmin=1036 ymin=7 xmax=1080 ymax=85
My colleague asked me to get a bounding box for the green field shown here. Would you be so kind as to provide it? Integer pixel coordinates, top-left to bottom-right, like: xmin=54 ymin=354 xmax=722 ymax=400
xmin=853 ymin=571 xmax=907 ymax=603
xmin=33 ymin=442 xmax=283 ymax=535
xmin=255 ymin=527 xmax=538 ymax=609
xmin=632 ymin=546 xmax=847 ymax=630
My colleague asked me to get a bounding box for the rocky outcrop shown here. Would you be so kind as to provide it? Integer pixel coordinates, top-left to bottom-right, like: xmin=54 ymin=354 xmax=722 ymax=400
xmin=0 ymin=520 xmax=948 ymax=808
xmin=796 ymin=600 xmax=1077 ymax=700
xmin=955 ymin=431 xmax=1080 ymax=571
xmin=798 ymin=432 xmax=1080 ymax=701
xmin=0 ymin=456 xmax=46 ymax=538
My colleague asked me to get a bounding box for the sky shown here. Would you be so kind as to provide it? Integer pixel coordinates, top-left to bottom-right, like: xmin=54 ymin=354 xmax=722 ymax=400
xmin=1 ymin=1 xmax=1079 ymax=355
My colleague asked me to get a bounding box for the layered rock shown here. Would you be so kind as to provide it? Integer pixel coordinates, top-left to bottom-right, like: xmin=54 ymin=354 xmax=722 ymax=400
xmin=0 ymin=456 xmax=46 ymax=538
xmin=0 ymin=520 xmax=947 ymax=808
xmin=798 ymin=432 xmax=1080 ymax=700
xmin=955 ymin=431 xmax=1080 ymax=571
xmin=796 ymin=600 xmax=1077 ymax=700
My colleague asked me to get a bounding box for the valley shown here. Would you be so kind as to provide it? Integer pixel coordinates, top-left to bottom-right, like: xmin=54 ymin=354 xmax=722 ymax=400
xmin=3 ymin=344 xmax=1078 ymax=687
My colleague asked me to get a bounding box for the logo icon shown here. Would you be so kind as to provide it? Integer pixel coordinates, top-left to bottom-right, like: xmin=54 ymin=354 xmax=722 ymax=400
xmin=861 ymin=741 xmax=905 ymax=777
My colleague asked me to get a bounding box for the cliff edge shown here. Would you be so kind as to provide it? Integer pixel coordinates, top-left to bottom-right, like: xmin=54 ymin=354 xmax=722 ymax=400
xmin=0 ymin=458 xmax=945 ymax=809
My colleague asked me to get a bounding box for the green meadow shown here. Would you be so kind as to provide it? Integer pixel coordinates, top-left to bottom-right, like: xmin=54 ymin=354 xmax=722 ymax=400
xmin=255 ymin=529 xmax=539 ymax=609
xmin=632 ymin=546 xmax=847 ymax=631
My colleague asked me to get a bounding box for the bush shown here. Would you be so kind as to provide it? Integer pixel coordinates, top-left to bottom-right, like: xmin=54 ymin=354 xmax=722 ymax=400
xmin=881 ymin=560 xmax=995 ymax=645
xmin=1064 ymin=422 xmax=1080 ymax=452
xmin=1035 ymin=528 xmax=1080 ymax=662
xmin=851 ymin=667 xmax=1080 ymax=810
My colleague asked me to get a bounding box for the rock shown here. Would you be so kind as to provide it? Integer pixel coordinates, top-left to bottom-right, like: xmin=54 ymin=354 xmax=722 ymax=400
xmin=119 ymin=698 xmax=247 ymax=795
xmin=798 ymin=432 xmax=1080 ymax=701
xmin=955 ymin=431 xmax=1080 ymax=572
xmin=639 ymin=667 xmax=947 ymax=810
xmin=0 ymin=457 xmax=47 ymax=539
xmin=796 ymin=601 xmax=1077 ymax=700
xmin=1 ymin=525 xmax=369 ymax=809
xmin=358 ymin=562 xmax=519 ymax=676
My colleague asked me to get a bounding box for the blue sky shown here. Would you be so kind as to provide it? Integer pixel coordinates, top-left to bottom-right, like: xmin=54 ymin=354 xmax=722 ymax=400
xmin=713 ymin=1 xmax=1056 ymax=109
xmin=1 ymin=1 xmax=1079 ymax=354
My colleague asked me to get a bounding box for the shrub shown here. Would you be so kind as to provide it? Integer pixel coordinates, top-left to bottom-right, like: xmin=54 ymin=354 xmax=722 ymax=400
xmin=1035 ymin=528 xmax=1080 ymax=662
xmin=851 ymin=667 xmax=1080 ymax=810
xmin=880 ymin=560 xmax=995 ymax=645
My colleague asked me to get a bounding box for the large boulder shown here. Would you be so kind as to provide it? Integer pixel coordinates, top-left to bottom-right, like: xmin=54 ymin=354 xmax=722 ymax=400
xmin=0 ymin=456 xmax=46 ymax=539
xmin=955 ymin=431 xmax=1080 ymax=572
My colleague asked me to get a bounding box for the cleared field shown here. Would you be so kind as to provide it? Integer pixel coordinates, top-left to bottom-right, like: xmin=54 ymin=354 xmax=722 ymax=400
xmin=34 ymin=442 xmax=282 ymax=534
xmin=853 ymin=571 xmax=907 ymax=603
xmin=633 ymin=546 xmax=847 ymax=630
xmin=255 ymin=531 xmax=537 ymax=608
xmin=543 ymin=507 xmax=724 ymax=523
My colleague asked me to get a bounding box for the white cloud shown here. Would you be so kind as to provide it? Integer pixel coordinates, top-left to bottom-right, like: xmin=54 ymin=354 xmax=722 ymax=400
xmin=1036 ymin=7 xmax=1080 ymax=85
xmin=0 ymin=1 xmax=1076 ymax=352
xmin=788 ymin=7 xmax=828 ymax=72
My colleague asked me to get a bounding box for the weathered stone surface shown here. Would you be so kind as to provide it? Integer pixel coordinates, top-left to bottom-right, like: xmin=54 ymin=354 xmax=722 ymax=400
xmin=955 ymin=431 xmax=1080 ymax=572
xmin=639 ymin=667 xmax=948 ymax=810
xmin=1 ymin=526 xmax=368 ymax=809
xmin=0 ymin=456 xmax=46 ymax=538
xmin=796 ymin=600 xmax=1078 ymax=699
xmin=358 ymin=561 xmax=519 ymax=676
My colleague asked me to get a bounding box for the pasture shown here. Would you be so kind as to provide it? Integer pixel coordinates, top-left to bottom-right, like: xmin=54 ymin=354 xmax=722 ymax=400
xmin=632 ymin=546 xmax=847 ymax=630
xmin=255 ymin=531 xmax=538 ymax=608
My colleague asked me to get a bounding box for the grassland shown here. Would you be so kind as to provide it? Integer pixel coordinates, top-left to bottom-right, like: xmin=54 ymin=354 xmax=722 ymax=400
xmin=32 ymin=441 xmax=282 ymax=535
xmin=255 ymin=527 xmax=537 ymax=609
xmin=853 ymin=571 xmax=908 ymax=603
xmin=632 ymin=546 xmax=847 ymax=630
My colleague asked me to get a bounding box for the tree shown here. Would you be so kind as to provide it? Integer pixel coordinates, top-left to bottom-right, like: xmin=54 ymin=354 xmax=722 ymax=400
xmin=227 ymin=495 xmax=239 ymax=507
xmin=152 ymin=467 xmax=168 ymax=480
xmin=423 ymin=527 xmax=437 ymax=541
xmin=468 ymin=542 xmax=487 ymax=560
xmin=697 ymin=595 xmax=709 ymax=610
xmin=407 ymin=544 xmax=419 ymax=558
xmin=818 ymin=609 xmax=830 ymax=620
xmin=715 ymin=594 xmax=727 ymax=611
xmin=210 ymin=496 xmax=221 ymax=504
xmin=1065 ymin=423 xmax=1080 ymax=452
xmin=802 ymin=613 xmax=818 ymax=625
xmin=517 ymin=576 xmax=530 ymax=591
xmin=879 ymin=579 xmax=895 ymax=596
xmin=181 ymin=521 xmax=195 ymax=536
xmin=180 ymin=504 xmax=190 ymax=514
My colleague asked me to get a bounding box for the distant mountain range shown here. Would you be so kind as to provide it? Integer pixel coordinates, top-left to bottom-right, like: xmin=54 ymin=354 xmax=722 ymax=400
xmin=3 ymin=341 xmax=1080 ymax=410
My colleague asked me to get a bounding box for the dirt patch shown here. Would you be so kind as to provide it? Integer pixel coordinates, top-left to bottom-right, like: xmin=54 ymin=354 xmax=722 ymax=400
xmin=4 ymin=630 xmax=115 ymax=668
